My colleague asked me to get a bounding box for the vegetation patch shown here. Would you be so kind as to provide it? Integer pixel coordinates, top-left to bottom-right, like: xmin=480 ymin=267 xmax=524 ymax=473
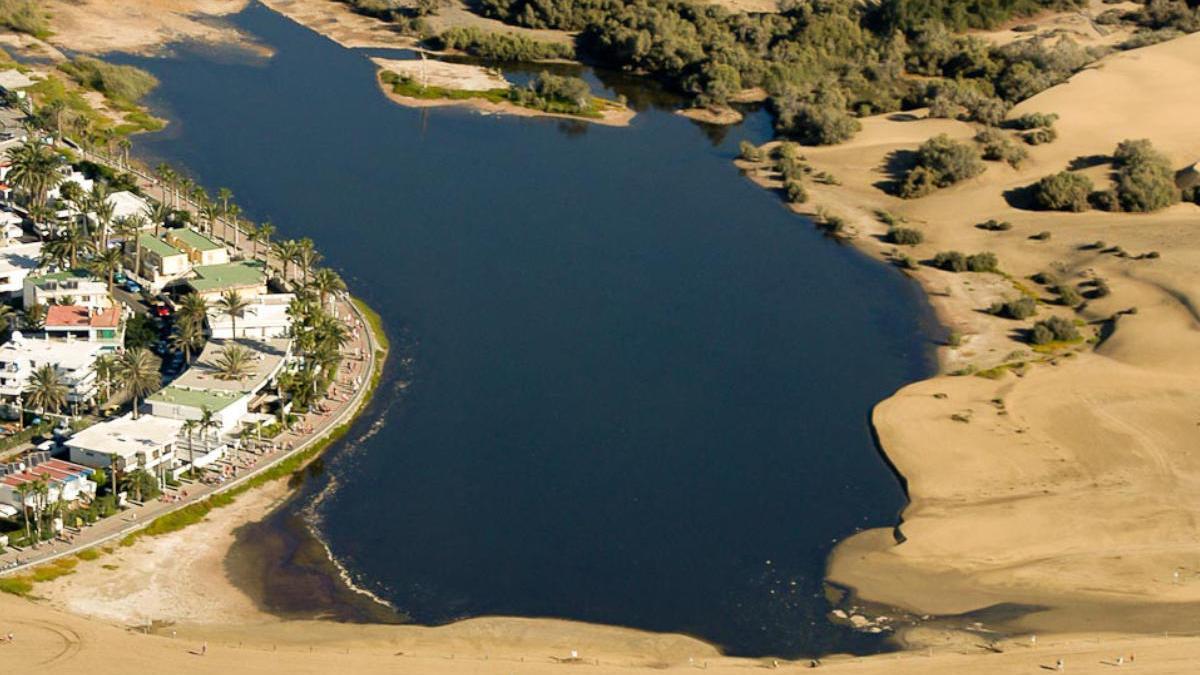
xmin=1033 ymin=171 xmax=1093 ymax=212
xmin=900 ymin=134 xmax=985 ymax=198
xmin=0 ymin=0 xmax=49 ymax=39
xmin=435 ymin=26 xmax=575 ymax=61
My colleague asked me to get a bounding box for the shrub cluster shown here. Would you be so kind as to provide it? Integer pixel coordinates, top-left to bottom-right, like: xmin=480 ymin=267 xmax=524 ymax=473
xmin=933 ymin=250 xmax=999 ymax=272
xmin=1033 ymin=171 xmax=1093 ymax=212
xmin=739 ymin=140 xmax=765 ymax=162
xmin=888 ymin=226 xmax=924 ymax=245
xmin=435 ymin=26 xmax=576 ymax=61
xmin=1031 ymin=315 xmax=1080 ymax=344
xmin=508 ymin=72 xmax=593 ymax=113
xmin=900 ymin=134 xmax=985 ymax=198
xmin=1106 ymin=139 xmax=1180 ymax=212
xmin=989 ymin=296 xmax=1038 ymax=319
xmin=976 ymin=128 xmax=1028 ymax=167
xmin=979 ymin=218 xmax=1013 ymax=231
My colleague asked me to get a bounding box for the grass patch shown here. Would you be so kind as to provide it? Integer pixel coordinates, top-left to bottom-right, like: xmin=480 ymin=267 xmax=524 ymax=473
xmin=58 ymin=56 xmax=158 ymax=104
xmin=101 ymin=563 xmax=119 ymax=571
xmin=0 ymin=576 xmax=33 ymax=596
xmin=1031 ymin=337 xmax=1085 ymax=354
xmin=75 ymin=548 xmax=103 ymax=562
xmin=0 ymin=0 xmax=50 ymax=40
xmin=352 ymin=295 xmax=390 ymax=354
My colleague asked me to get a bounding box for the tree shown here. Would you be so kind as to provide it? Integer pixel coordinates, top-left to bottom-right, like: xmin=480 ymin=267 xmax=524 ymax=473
xmin=95 ymin=354 xmax=117 ymax=403
xmin=1031 ymin=315 xmax=1081 ymax=345
xmin=44 ymin=223 xmax=93 ymax=268
xmin=272 ymin=239 xmax=301 ymax=285
xmin=214 ymin=343 xmax=255 ymax=381
xmin=215 ymin=290 xmax=250 ymax=338
xmin=182 ymin=418 xmax=199 ymax=473
xmin=1112 ymin=139 xmax=1180 ymax=213
xmin=6 ymin=138 xmax=63 ymax=211
xmin=116 ymin=347 xmax=160 ymax=419
xmin=295 ymin=238 xmax=321 ymax=288
xmin=26 ymin=363 xmax=68 ymax=417
xmin=900 ymin=134 xmax=985 ymax=198
xmin=0 ymin=305 xmax=13 ymax=335
xmin=1033 ymin=171 xmax=1093 ymax=212
xmin=177 ymin=292 xmax=210 ymax=333
xmin=171 ymin=319 xmax=205 ymax=363
xmin=148 ymin=200 xmax=171 ymax=235
xmin=23 ymin=302 xmax=46 ymax=331
xmin=88 ymin=182 xmax=115 ymax=249
xmin=89 ymin=246 xmax=125 ymax=295
xmin=255 ymin=221 xmax=276 ymax=266
xmin=13 ymin=482 xmax=32 ymax=543
xmin=199 ymin=405 xmax=220 ymax=452
xmin=310 ymin=268 xmax=347 ymax=309
xmin=115 ymin=214 xmax=147 ymax=277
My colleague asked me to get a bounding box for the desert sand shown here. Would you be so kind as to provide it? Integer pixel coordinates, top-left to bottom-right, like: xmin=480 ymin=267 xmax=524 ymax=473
xmin=731 ymin=30 xmax=1200 ymax=634
xmin=42 ymin=0 xmax=258 ymax=55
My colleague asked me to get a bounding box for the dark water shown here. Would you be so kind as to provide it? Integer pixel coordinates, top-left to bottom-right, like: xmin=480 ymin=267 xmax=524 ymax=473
xmin=118 ymin=2 xmax=937 ymax=658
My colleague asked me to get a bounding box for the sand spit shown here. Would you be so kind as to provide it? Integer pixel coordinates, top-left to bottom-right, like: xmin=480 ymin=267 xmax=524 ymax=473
xmin=42 ymin=0 xmax=259 ymax=56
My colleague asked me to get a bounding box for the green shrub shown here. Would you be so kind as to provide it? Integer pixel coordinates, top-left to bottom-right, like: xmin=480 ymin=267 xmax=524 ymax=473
xmin=784 ymin=179 xmax=808 ymax=204
xmin=435 ymin=27 xmax=575 ymax=61
xmin=1012 ymin=111 xmax=1059 ymax=130
xmin=1112 ymin=139 xmax=1179 ymax=212
xmin=900 ymin=134 xmax=985 ymax=198
xmin=989 ymin=296 xmax=1037 ymax=319
xmin=739 ymin=140 xmax=764 ymax=162
xmin=976 ymin=128 xmax=1028 ymax=167
xmin=777 ymin=100 xmax=861 ymax=146
xmin=888 ymin=226 xmax=924 ymax=245
xmin=1033 ymin=171 xmax=1093 ymax=211
xmin=1022 ymin=126 xmax=1058 ymax=145
xmin=933 ymin=250 xmax=967 ymax=272
xmin=1055 ymin=284 xmax=1083 ymax=306
xmin=1031 ymin=315 xmax=1081 ymax=344
xmin=966 ymin=251 xmax=999 ymax=272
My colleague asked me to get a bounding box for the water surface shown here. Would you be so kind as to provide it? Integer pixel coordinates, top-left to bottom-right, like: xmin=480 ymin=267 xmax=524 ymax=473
xmin=120 ymin=2 xmax=936 ymax=657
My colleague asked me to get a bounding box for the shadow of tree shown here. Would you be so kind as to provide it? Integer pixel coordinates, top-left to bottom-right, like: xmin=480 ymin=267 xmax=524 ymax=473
xmin=874 ymin=149 xmax=917 ymax=195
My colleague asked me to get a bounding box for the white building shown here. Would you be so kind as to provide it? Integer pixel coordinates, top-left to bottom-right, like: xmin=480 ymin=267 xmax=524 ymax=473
xmin=23 ymin=269 xmax=112 ymax=309
xmin=0 ymin=241 xmax=41 ymax=297
xmin=135 ymin=233 xmax=191 ymax=290
xmin=67 ymin=413 xmax=184 ymax=475
xmin=0 ymin=335 xmax=104 ymax=410
xmin=107 ymin=191 xmax=151 ymax=221
xmin=42 ymin=304 xmax=124 ymax=346
xmin=147 ymin=337 xmax=291 ymax=435
xmin=207 ymin=293 xmax=294 ymax=340
xmin=0 ymin=458 xmax=97 ymax=515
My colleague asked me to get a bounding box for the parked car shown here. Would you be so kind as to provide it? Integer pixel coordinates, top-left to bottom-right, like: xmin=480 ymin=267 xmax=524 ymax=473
xmin=124 ymin=279 xmax=142 ymax=293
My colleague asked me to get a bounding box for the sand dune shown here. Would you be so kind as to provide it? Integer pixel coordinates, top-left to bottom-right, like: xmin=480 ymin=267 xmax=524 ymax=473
xmin=796 ymin=31 xmax=1200 ymax=634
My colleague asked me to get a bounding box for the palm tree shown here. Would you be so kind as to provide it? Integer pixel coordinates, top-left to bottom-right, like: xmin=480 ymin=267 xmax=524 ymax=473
xmin=181 ymin=418 xmax=198 ymax=474
xmin=295 ymin=238 xmax=321 ymax=288
xmin=26 ymin=202 xmax=57 ymax=240
xmin=272 ymin=239 xmax=301 ymax=285
xmin=215 ymin=289 xmax=249 ymax=339
xmin=176 ymin=292 xmax=210 ymax=333
xmin=117 ymin=137 xmax=132 ymax=168
xmin=89 ymin=246 xmax=124 ymax=295
xmin=94 ymin=354 xmax=116 ymax=403
xmin=22 ymin=302 xmax=46 ymax=331
xmin=87 ymin=182 xmax=114 ymax=249
xmin=13 ymin=482 xmax=32 ymax=543
xmin=226 ymin=203 xmax=242 ymax=246
xmin=114 ymin=214 xmax=147 ymax=277
xmin=257 ymin=221 xmax=276 ymax=267
xmin=171 ymin=319 xmax=205 ymax=363
xmin=6 ymin=139 xmax=63 ymax=211
xmin=214 ymin=343 xmax=254 ymax=381
xmin=148 ymin=200 xmax=171 ymax=236
xmin=154 ymin=164 xmax=177 ymax=207
xmin=31 ymin=476 xmax=49 ymax=545
xmin=201 ymin=201 xmax=221 ymax=238
xmin=116 ymin=347 xmax=160 ymax=420
xmin=44 ymin=223 xmax=92 ymax=268
xmin=26 ymin=363 xmax=68 ymax=417
xmin=199 ymin=406 xmax=219 ymax=454
xmin=309 ymin=268 xmax=347 ymax=310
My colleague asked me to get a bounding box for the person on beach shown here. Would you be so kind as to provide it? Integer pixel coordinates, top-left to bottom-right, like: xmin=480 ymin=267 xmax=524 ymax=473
xmin=201 ymin=641 xmax=207 ymax=655
xmin=1056 ymin=658 xmax=1064 ymax=671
